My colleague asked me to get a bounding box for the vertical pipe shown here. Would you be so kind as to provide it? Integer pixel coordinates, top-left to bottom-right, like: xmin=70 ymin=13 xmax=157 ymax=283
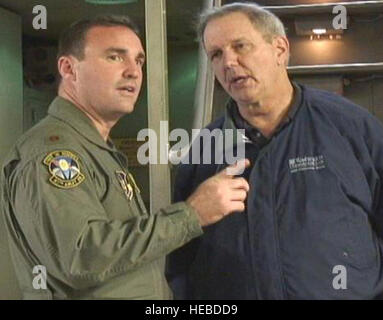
xmin=0 ymin=7 xmax=23 ymax=299
xmin=145 ymin=0 xmax=171 ymax=213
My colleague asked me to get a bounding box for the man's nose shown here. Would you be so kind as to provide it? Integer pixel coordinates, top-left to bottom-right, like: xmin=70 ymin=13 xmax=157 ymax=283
xmin=122 ymin=57 xmax=140 ymax=79
xmin=222 ymin=49 xmax=238 ymax=69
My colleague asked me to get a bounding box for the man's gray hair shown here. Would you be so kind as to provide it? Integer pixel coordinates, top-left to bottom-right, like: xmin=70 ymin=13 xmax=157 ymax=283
xmin=198 ymin=2 xmax=286 ymax=44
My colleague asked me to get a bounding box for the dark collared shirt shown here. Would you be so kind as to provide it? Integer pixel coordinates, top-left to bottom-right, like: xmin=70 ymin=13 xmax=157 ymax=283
xmin=229 ymin=82 xmax=302 ymax=148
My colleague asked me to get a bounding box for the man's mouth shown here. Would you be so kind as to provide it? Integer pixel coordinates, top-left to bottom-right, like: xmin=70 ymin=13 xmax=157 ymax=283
xmin=229 ymin=75 xmax=250 ymax=85
xmin=117 ymin=85 xmax=136 ymax=93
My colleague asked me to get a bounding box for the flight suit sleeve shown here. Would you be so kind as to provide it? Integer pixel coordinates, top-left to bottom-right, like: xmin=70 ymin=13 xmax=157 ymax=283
xmin=8 ymin=152 xmax=202 ymax=290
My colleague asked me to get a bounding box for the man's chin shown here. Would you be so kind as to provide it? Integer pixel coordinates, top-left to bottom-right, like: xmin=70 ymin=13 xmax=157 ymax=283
xmin=117 ymin=101 xmax=136 ymax=114
xmin=107 ymin=105 xmax=135 ymax=118
xmin=230 ymin=87 xmax=258 ymax=101
xmin=123 ymin=106 xmax=135 ymax=114
xmin=233 ymin=94 xmax=259 ymax=106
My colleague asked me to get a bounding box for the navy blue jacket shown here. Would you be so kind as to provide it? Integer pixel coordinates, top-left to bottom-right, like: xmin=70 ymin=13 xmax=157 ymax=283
xmin=166 ymin=84 xmax=383 ymax=299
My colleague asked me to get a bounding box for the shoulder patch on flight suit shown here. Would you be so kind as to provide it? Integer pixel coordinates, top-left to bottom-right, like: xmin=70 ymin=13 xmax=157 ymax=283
xmin=43 ymin=150 xmax=85 ymax=189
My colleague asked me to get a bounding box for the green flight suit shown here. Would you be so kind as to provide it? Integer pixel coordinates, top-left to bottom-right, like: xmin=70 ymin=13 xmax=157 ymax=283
xmin=0 ymin=96 xmax=202 ymax=299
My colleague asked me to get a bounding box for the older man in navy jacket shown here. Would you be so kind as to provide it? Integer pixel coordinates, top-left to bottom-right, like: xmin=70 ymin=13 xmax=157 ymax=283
xmin=166 ymin=2 xmax=383 ymax=299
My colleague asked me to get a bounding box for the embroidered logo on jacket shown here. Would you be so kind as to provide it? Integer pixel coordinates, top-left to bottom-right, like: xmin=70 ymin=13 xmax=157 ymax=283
xmin=289 ymin=155 xmax=326 ymax=173
xmin=43 ymin=150 xmax=85 ymax=188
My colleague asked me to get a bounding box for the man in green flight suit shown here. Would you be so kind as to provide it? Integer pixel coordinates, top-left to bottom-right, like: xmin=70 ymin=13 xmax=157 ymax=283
xmin=0 ymin=15 xmax=249 ymax=299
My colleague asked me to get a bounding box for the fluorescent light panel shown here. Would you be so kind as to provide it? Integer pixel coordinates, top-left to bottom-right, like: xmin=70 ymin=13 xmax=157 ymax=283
xmin=312 ymin=28 xmax=327 ymax=35
xmin=85 ymin=0 xmax=137 ymax=4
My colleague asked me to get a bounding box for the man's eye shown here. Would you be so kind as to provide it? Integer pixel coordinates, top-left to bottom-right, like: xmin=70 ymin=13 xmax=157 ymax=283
xmin=108 ymin=55 xmax=123 ymax=62
xmin=235 ymin=43 xmax=245 ymax=50
xmin=136 ymin=58 xmax=145 ymax=66
xmin=235 ymin=42 xmax=251 ymax=52
xmin=210 ymin=51 xmax=221 ymax=60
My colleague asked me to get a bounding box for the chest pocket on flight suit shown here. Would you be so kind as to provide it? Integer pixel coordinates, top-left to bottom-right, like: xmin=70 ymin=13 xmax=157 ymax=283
xmin=101 ymin=168 xmax=148 ymax=221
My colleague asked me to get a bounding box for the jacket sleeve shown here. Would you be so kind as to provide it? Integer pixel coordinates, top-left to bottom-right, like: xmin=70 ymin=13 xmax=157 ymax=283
xmin=360 ymin=114 xmax=383 ymax=240
xmin=349 ymin=111 xmax=383 ymax=290
xmin=6 ymin=153 xmax=202 ymax=290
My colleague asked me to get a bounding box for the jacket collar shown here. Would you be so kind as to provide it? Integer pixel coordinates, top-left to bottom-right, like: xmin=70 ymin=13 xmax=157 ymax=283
xmin=47 ymin=96 xmax=117 ymax=151
xmin=223 ymin=82 xmax=303 ymax=149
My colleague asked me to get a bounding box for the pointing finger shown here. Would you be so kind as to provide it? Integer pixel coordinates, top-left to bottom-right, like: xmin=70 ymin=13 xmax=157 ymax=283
xmin=220 ymin=159 xmax=250 ymax=177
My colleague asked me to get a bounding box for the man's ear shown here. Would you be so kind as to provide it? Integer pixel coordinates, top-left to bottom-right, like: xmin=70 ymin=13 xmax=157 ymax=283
xmin=57 ymin=55 xmax=78 ymax=81
xmin=273 ymin=36 xmax=290 ymax=67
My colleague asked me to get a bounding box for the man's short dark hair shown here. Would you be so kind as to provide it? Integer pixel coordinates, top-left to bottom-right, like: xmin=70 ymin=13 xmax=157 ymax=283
xmin=57 ymin=15 xmax=140 ymax=61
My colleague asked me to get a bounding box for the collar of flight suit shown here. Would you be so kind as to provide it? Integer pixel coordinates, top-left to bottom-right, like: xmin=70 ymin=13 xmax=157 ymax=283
xmin=47 ymin=96 xmax=118 ymax=152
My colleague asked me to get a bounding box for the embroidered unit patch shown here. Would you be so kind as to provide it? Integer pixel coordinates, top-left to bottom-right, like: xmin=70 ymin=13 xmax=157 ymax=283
xmin=43 ymin=150 xmax=85 ymax=189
